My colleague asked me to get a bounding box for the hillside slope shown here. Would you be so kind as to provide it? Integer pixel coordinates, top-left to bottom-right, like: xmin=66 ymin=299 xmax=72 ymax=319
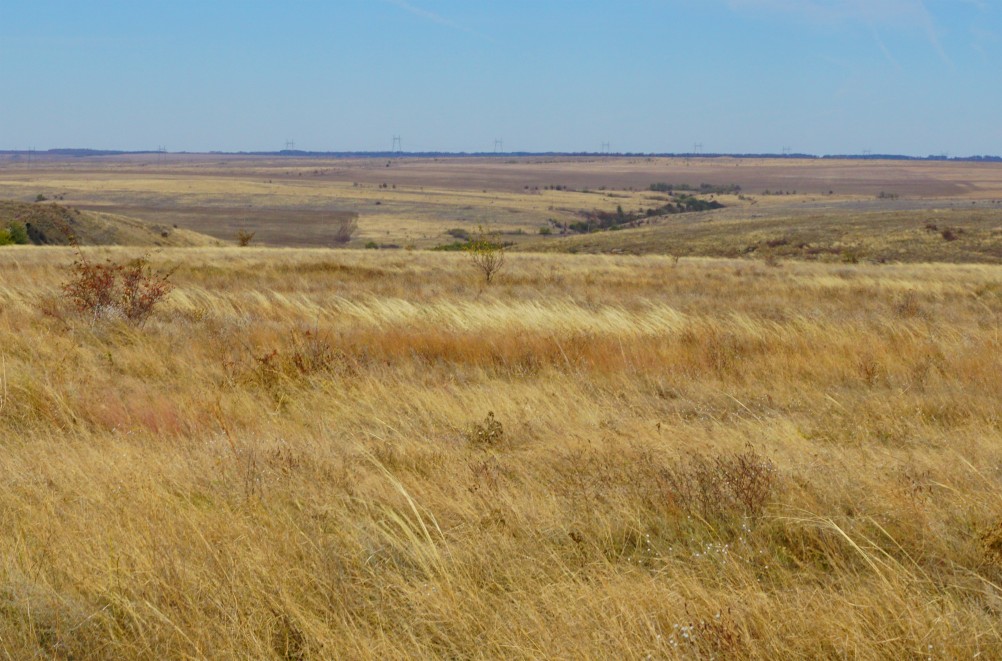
xmin=520 ymin=206 xmax=1002 ymax=263
xmin=0 ymin=200 xmax=217 ymax=247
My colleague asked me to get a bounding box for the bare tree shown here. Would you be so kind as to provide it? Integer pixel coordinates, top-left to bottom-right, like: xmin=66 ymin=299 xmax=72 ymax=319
xmin=332 ymin=213 xmax=359 ymax=245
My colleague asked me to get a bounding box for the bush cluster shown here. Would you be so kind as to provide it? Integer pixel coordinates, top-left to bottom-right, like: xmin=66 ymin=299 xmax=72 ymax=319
xmin=570 ymin=195 xmax=724 ymax=233
xmin=650 ymin=182 xmax=741 ymax=194
xmin=62 ymin=250 xmax=176 ymax=324
xmin=0 ymin=221 xmax=29 ymax=246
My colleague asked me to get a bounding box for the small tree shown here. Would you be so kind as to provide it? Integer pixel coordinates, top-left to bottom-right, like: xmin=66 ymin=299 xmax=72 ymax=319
xmin=467 ymin=226 xmax=506 ymax=284
xmin=236 ymin=229 xmax=256 ymax=247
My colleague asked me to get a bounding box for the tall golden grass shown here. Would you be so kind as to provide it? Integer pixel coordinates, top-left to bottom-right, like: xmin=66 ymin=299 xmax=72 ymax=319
xmin=2 ymin=245 xmax=1002 ymax=658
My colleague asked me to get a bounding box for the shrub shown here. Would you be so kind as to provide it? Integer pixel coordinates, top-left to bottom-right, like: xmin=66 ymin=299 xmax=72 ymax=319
xmin=0 ymin=229 xmax=11 ymax=246
xmin=467 ymin=226 xmax=506 ymax=284
xmin=431 ymin=241 xmax=469 ymax=252
xmin=840 ymin=247 xmax=862 ymax=264
xmin=7 ymin=222 xmax=28 ymax=245
xmin=62 ymin=249 xmax=176 ymax=325
xmin=331 ymin=213 xmax=359 ymax=245
xmin=467 ymin=411 xmax=505 ymax=448
xmin=233 ymin=328 xmax=356 ymax=392
xmin=654 ymin=448 xmax=777 ymax=519
xmin=236 ymin=230 xmax=256 ymax=247
xmin=650 ymin=182 xmax=741 ymax=195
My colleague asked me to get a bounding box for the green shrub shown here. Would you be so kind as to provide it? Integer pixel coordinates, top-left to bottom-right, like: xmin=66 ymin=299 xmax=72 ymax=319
xmin=0 ymin=229 xmax=12 ymax=246
xmin=7 ymin=222 xmax=29 ymax=244
xmin=431 ymin=241 xmax=469 ymax=252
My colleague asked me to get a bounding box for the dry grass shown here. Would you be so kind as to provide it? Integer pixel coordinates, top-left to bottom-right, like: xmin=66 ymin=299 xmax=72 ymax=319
xmin=2 ymin=245 xmax=1002 ymax=657
xmin=524 ymin=206 xmax=1002 ymax=263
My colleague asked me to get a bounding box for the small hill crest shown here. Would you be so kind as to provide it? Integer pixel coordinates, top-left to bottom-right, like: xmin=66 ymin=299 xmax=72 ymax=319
xmin=0 ymin=200 xmax=215 ymax=247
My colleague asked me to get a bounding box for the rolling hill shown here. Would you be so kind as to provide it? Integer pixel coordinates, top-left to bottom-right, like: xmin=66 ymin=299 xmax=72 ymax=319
xmin=520 ymin=205 xmax=1002 ymax=264
xmin=0 ymin=200 xmax=217 ymax=247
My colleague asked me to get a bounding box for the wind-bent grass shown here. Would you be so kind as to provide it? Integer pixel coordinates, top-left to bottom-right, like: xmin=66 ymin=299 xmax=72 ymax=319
xmin=2 ymin=245 xmax=1002 ymax=658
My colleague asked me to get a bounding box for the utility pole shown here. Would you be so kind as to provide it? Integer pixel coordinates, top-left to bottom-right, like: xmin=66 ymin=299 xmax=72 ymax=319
xmin=392 ymin=135 xmax=402 ymax=153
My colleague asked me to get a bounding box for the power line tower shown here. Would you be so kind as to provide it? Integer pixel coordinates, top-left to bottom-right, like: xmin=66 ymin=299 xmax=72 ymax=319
xmin=284 ymin=139 xmax=295 ymax=151
xmin=862 ymin=149 xmax=872 ymax=157
xmin=601 ymin=142 xmax=611 ymax=155
xmin=693 ymin=142 xmax=703 ymax=156
xmin=782 ymin=146 xmax=792 ymax=156
xmin=157 ymin=145 xmax=167 ymax=165
xmin=392 ymin=135 xmax=402 ymax=153
xmin=494 ymin=138 xmax=504 ymax=153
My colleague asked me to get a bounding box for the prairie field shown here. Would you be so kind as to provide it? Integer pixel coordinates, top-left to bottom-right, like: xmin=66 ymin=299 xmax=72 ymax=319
xmin=3 ymin=243 xmax=1002 ymax=658
xmin=4 ymin=155 xmax=1002 ymax=251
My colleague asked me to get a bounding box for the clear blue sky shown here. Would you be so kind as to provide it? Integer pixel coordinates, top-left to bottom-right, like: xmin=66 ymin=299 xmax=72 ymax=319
xmin=1 ymin=0 xmax=999 ymax=155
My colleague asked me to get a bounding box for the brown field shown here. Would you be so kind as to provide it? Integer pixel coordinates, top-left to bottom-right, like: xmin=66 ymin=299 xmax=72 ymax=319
xmin=3 ymin=156 xmax=1002 ymax=658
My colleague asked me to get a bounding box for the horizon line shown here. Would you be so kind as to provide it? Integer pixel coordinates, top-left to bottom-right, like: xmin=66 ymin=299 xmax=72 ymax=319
xmin=1 ymin=148 xmax=999 ymax=162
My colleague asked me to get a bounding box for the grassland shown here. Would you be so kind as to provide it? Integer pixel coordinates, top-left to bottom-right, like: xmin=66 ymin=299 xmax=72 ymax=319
xmin=3 ymin=244 xmax=1002 ymax=658
xmin=3 ymin=155 xmax=1002 ymax=658
xmin=3 ymin=155 xmax=1002 ymax=251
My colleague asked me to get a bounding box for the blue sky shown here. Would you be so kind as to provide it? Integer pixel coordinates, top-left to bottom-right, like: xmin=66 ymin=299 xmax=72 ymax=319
xmin=0 ymin=0 xmax=999 ymax=155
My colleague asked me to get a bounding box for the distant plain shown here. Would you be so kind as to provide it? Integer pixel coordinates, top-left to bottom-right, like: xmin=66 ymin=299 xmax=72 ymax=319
xmin=3 ymin=154 xmax=1002 ymax=255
